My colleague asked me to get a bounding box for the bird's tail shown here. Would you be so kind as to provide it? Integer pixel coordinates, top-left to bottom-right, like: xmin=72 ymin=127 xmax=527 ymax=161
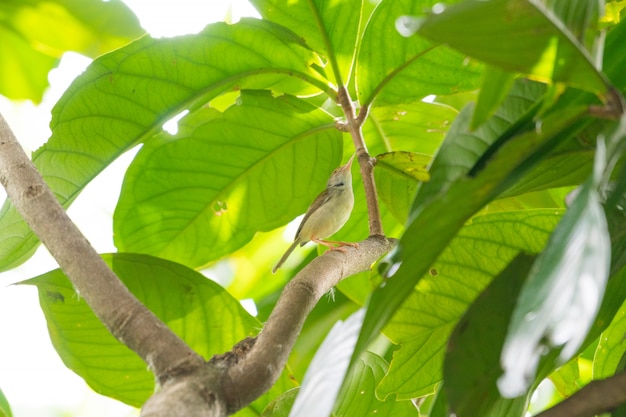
xmin=272 ymin=240 xmax=300 ymax=273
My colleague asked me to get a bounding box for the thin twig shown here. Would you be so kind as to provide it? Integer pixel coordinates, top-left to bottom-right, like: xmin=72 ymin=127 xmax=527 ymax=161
xmin=337 ymin=86 xmax=384 ymax=236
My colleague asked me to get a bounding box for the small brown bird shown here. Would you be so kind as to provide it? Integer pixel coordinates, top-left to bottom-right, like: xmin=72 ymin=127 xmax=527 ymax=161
xmin=272 ymin=154 xmax=357 ymax=273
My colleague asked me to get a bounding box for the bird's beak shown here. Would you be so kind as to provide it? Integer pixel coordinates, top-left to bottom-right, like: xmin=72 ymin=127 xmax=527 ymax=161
xmin=345 ymin=152 xmax=356 ymax=169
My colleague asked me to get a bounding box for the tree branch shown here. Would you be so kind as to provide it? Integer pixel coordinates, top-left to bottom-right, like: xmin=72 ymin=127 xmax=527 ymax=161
xmin=0 ymin=113 xmax=204 ymax=379
xmin=337 ymin=86 xmax=384 ymax=237
xmin=534 ymin=370 xmax=626 ymax=417
xmin=142 ymin=235 xmax=395 ymax=416
xmin=1 ymin=112 xmax=396 ymax=416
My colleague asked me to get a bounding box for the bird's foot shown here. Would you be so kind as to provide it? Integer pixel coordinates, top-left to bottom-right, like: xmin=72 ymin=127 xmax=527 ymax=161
xmin=312 ymin=238 xmax=359 ymax=252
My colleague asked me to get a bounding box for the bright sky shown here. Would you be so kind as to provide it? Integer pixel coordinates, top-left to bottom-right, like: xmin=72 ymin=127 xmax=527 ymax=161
xmin=0 ymin=1 xmax=258 ymax=416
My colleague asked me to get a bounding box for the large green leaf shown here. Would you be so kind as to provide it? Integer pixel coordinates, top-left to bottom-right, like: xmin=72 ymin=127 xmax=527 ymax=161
xmin=413 ymin=79 xmax=546 ymax=208
xmin=444 ymin=254 xmax=535 ymax=417
xmin=356 ymin=0 xmax=482 ymax=106
xmin=21 ymin=253 xmax=259 ymax=407
xmin=377 ymin=210 xmax=561 ymax=399
xmin=415 ymin=0 xmax=609 ymax=94
xmin=249 ymin=0 xmax=362 ymax=84
xmin=114 ymin=91 xmax=342 ymax=267
xmin=0 ymin=18 xmax=328 ymax=272
xmin=354 ymin=106 xmax=589 ymax=396
xmin=0 ymin=0 xmax=143 ymax=101
xmin=499 ymin=171 xmax=610 ymax=397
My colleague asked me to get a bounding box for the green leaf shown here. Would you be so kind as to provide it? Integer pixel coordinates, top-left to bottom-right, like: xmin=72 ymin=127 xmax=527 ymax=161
xmin=0 ymin=26 xmax=57 ymax=101
xmin=545 ymin=0 xmax=601 ymax=51
xmin=364 ymin=101 xmax=459 ymax=156
xmin=0 ymin=387 xmax=11 ymax=417
xmin=499 ymin=170 xmax=611 ymax=397
xmin=413 ymin=78 xmax=547 ymax=208
xmin=114 ymin=91 xmax=342 ymax=267
xmin=594 ymin=300 xmax=626 ymax=379
xmin=471 ymin=66 xmax=516 ymax=130
xmin=445 ymin=253 xmax=535 ymax=417
xmin=375 ymin=151 xmax=430 ymax=223
xmin=260 ymin=388 xmax=299 ymax=417
xmin=355 ymin=92 xmax=588 ymax=375
xmin=21 ymin=253 xmax=260 ymax=407
xmin=0 ymin=0 xmax=143 ymax=101
xmin=377 ymin=210 xmax=561 ymax=399
xmin=0 ymin=18 xmax=328 ymax=272
xmin=549 ymin=358 xmax=582 ymax=397
xmin=334 ymin=352 xmax=418 ymax=417
xmin=416 ymin=0 xmax=609 ymax=94
xmin=249 ymin=0 xmax=362 ymax=84
xmin=356 ymin=0 xmax=482 ymax=106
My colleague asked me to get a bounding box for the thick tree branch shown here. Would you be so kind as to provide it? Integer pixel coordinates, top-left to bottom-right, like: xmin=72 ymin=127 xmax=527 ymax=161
xmin=337 ymin=86 xmax=384 ymax=237
xmin=143 ymin=235 xmax=395 ymax=416
xmin=1 ymin=112 xmax=396 ymax=416
xmin=0 ymin=113 xmax=204 ymax=378
xmin=535 ymin=369 xmax=626 ymax=417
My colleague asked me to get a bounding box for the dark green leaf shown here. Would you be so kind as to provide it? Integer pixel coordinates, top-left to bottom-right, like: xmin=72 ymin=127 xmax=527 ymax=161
xmin=21 ymin=253 xmax=259 ymax=407
xmin=413 ymin=78 xmax=546 ymax=209
xmin=416 ymin=0 xmax=609 ymax=94
xmin=114 ymin=92 xmax=341 ymax=267
xmin=0 ymin=18 xmax=328 ymax=272
xmin=499 ymin=173 xmax=611 ymax=397
xmin=445 ymin=253 xmax=535 ymax=417
xmin=357 ymin=0 xmax=482 ymax=106
xmin=471 ymin=66 xmax=516 ymax=130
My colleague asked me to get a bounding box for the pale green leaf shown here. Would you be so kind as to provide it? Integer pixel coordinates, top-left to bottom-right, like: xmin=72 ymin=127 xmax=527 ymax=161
xmin=0 ymin=0 xmax=143 ymax=101
xmin=114 ymin=91 xmax=342 ymax=267
xmin=21 ymin=253 xmax=260 ymax=407
xmin=364 ymin=101 xmax=459 ymax=156
xmin=357 ymin=0 xmax=482 ymax=106
xmin=375 ymin=151 xmax=430 ymax=223
xmin=0 ymin=18 xmax=328 ymax=272
xmin=377 ymin=210 xmax=561 ymax=399
xmin=250 ymin=0 xmax=363 ymax=84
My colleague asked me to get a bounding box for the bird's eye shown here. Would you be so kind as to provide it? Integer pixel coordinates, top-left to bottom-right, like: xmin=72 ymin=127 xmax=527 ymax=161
xmin=336 ymin=182 xmax=344 ymax=187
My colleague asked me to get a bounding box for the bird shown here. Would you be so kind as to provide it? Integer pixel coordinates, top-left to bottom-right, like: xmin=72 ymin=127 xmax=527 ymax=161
xmin=272 ymin=153 xmax=357 ymax=273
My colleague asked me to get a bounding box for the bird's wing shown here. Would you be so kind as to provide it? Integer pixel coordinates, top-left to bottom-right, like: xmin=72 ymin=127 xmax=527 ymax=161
xmin=295 ymin=188 xmax=332 ymax=242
